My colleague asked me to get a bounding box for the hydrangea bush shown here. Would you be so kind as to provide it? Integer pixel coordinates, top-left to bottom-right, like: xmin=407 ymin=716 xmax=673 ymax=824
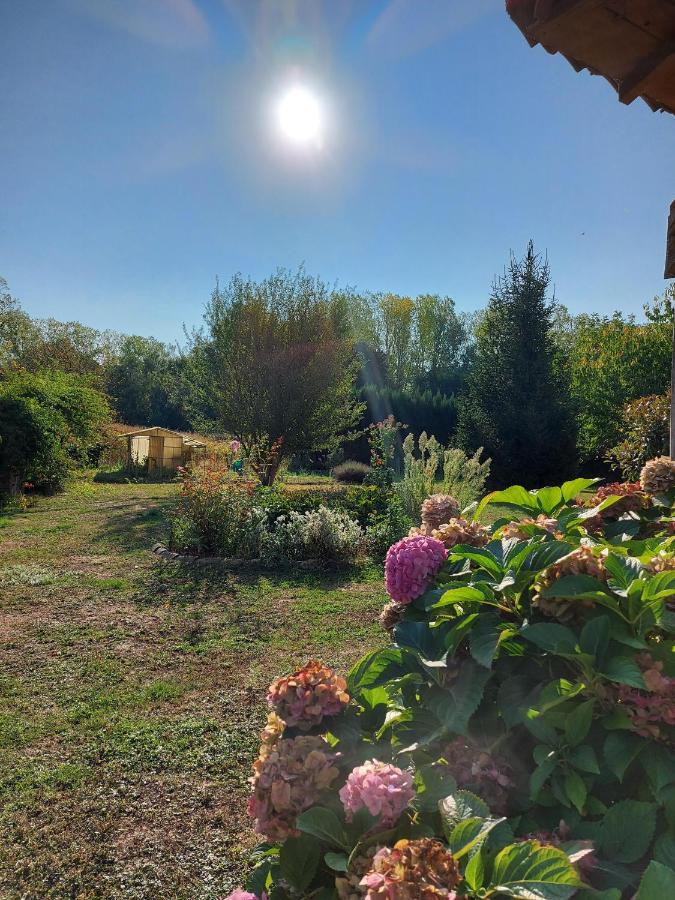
xmin=228 ymin=469 xmax=675 ymax=899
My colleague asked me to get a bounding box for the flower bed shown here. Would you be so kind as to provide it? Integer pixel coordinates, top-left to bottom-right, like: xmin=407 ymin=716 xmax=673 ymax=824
xmin=226 ymin=465 xmax=675 ymax=899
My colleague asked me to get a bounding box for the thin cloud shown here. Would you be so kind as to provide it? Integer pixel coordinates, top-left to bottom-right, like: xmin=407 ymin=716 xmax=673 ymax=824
xmin=367 ymin=0 xmax=496 ymax=58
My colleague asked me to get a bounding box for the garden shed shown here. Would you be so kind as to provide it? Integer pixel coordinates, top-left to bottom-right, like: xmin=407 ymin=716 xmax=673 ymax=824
xmin=124 ymin=427 xmax=205 ymax=471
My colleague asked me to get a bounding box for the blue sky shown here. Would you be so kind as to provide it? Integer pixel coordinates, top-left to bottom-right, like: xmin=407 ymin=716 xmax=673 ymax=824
xmin=2 ymin=0 xmax=674 ymax=343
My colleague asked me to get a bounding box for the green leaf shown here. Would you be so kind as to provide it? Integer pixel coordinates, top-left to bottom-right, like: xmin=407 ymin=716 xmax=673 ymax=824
xmin=470 ymin=617 xmax=503 ymax=668
xmin=425 ymin=662 xmax=491 ymax=735
xmin=564 ymin=770 xmax=587 ymax=814
xmin=475 ymin=485 xmax=538 ymax=519
xmin=520 ymin=623 xmax=578 ymax=654
xmin=535 ymin=486 xmax=564 ymax=515
xmin=561 ymin=478 xmax=599 ymax=503
xmin=348 ymin=648 xmax=407 ymax=694
xmin=490 ymin=841 xmax=582 ymax=899
xmin=569 ymin=744 xmax=600 ymax=775
xmin=296 ymin=807 xmax=350 ymax=851
xmin=394 ymin=620 xmax=446 ymax=662
xmin=541 ymin=574 xmax=611 ymax=601
xmin=438 ymin=790 xmax=489 ymax=827
xmin=413 ymin=764 xmax=457 ymax=813
xmin=604 ymin=554 xmax=643 ymax=590
xmin=603 ymin=656 xmax=646 ymax=689
xmin=324 ymin=852 xmax=349 ymax=873
xmin=603 ymin=732 xmax=644 ymax=782
xmin=579 ymin=616 xmax=610 ymax=661
xmin=464 ymin=848 xmax=485 ymax=891
xmin=599 ymin=800 xmax=657 ymax=864
xmin=530 ymin=755 xmax=556 ymax=797
xmin=654 ymin=832 xmax=675 ymax=871
xmin=447 ymin=816 xmax=506 ymax=859
xmin=448 ymin=547 xmax=505 ymax=577
xmin=635 ymin=861 xmax=675 ymax=899
xmin=433 ymin=584 xmax=496 ymax=608
xmin=279 ymin=834 xmax=322 ymax=892
xmin=565 ymin=700 xmax=595 ymax=747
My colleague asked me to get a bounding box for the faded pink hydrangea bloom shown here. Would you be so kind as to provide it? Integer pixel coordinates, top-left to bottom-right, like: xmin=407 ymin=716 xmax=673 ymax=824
xmin=230 ymin=439 xmax=241 ymax=453
xmin=248 ymin=735 xmax=339 ymax=841
xmin=267 ymin=660 xmax=349 ymax=730
xmin=384 ymin=535 xmax=447 ymax=604
xmin=339 ymin=760 xmax=415 ymax=826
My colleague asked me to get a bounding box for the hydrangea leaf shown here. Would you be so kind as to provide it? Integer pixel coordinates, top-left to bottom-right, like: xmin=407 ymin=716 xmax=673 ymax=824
xmin=598 ymin=800 xmax=657 ymax=864
xmin=490 ymin=842 xmax=581 ymax=899
xmin=279 ymin=834 xmax=322 ymax=892
xmin=296 ymin=807 xmax=350 ymax=852
xmin=635 ymin=861 xmax=675 ymax=899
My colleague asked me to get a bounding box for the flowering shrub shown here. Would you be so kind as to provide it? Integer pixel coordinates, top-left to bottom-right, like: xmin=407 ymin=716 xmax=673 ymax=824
xmin=233 ymin=464 xmax=675 ymax=899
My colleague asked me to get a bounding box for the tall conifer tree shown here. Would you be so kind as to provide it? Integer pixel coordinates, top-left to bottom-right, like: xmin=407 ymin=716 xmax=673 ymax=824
xmin=459 ymin=242 xmax=576 ymax=486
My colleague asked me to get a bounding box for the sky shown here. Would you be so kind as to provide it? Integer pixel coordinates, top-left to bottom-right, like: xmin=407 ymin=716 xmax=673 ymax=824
xmin=1 ymin=0 xmax=674 ymax=344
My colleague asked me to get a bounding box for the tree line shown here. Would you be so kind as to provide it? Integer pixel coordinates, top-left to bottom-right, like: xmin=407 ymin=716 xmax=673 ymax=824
xmin=1 ymin=247 xmax=673 ymax=491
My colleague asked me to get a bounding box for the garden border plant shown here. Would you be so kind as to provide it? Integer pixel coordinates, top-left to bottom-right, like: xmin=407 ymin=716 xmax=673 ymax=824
xmin=225 ymin=461 xmax=675 ymax=900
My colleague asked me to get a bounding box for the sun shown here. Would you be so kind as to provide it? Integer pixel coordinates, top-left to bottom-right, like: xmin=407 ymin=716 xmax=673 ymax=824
xmin=276 ymin=85 xmax=323 ymax=147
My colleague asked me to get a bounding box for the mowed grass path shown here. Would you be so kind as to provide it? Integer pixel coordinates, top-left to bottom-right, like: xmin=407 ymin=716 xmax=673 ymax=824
xmin=0 ymin=478 xmax=386 ymax=899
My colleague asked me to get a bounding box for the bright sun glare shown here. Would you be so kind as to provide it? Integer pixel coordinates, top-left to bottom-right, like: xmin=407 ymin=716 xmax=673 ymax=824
xmin=276 ymin=86 xmax=323 ymax=147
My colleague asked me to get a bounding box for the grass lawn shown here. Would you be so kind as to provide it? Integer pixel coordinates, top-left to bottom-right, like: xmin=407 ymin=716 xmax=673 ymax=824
xmin=0 ymin=476 xmax=387 ymax=899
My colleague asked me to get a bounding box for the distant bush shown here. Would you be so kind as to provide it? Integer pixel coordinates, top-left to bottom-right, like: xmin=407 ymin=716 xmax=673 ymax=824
xmin=0 ymin=370 xmax=110 ymax=496
xmin=607 ymin=390 xmax=670 ymax=481
xmin=291 ymin=505 xmax=363 ymax=562
xmin=331 ymin=460 xmax=371 ymax=483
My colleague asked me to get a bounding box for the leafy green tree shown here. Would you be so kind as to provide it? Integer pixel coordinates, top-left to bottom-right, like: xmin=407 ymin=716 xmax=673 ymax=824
xmin=562 ymin=312 xmax=671 ymax=462
xmin=106 ymin=334 xmax=189 ymax=428
xmin=192 ymin=268 xmax=364 ymax=484
xmin=458 ymin=241 xmax=576 ymax=487
xmin=0 ymin=370 xmax=110 ymax=494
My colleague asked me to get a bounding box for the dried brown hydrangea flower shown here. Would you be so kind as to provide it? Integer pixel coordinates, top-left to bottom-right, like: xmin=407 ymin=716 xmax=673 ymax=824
xmin=431 ymin=518 xmax=489 ymax=550
xmin=379 ymin=600 xmax=406 ymax=634
xmin=420 ymin=494 xmax=461 ymax=533
xmin=361 ymin=839 xmax=460 ymax=900
xmin=501 ymin=515 xmax=561 ymax=541
xmin=640 ymin=456 xmax=675 ymax=495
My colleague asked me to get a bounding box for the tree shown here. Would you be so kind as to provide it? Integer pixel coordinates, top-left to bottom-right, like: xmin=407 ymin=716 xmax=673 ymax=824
xmin=562 ymin=312 xmax=671 ymax=462
xmin=106 ymin=334 xmax=189 ymax=429
xmin=458 ymin=241 xmax=576 ymax=487
xmin=0 ymin=370 xmax=110 ymax=495
xmin=193 ymin=268 xmax=364 ymax=484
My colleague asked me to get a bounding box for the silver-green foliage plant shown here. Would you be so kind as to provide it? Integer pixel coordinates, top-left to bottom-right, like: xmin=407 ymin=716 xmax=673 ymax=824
xmin=396 ymin=432 xmax=490 ymax=518
xmin=441 ymin=446 xmax=491 ymax=511
xmin=295 ymin=504 xmax=363 ymax=562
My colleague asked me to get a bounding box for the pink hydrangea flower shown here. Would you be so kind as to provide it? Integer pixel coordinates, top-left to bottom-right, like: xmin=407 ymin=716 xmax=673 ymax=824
xmin=230 ymin=439 xmax=241 ymax=453
xmin=339 ymin=760 xmax=415 ymax=826
xmin=384 ymin=535 xmax=447 ymax=604
xmin=223 ymin=891 xmax=260 ymax=900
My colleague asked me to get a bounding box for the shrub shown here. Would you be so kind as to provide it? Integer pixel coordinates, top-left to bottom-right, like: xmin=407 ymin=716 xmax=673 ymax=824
xmin=395 ymin=432 xmax=490 ymax=519
xmin=231 ymin=475 xmax=675 ymax=899
xmin=606 ymin=391 xmax=670 ymax=481
xmin=332 ymin=460 xmax=372 ymax=484
xmin=169 ymin=464 xmax=259 ymax=556
xmin=0 ymin=370 xmax=110 ymax=495
xmin=294 ymin=505 xmax=363 ymax=562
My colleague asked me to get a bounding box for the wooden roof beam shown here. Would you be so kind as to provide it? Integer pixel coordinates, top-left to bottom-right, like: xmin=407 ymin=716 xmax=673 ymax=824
xmin=532 ymin=0 xmax=598 ymax=26
xmin=619 ymin=43 xmax=675 ymax=105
